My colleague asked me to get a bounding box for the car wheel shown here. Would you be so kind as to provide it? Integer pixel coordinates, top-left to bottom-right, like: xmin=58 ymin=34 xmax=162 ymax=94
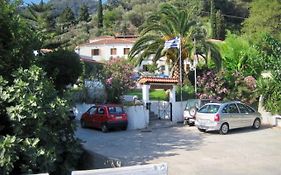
xmin=197 ymin=128 xmax=206 ymax=132
xmin=101 ymin=124 xmax=108 ymax=133
xmin=219 ymin=123 xmax=229 ymax=135
xmin=121 ymin=126 xmax=127 ymax=131
xmin=189 ymin=107 xmax=197 ymax=117
xmin=81 ymin=120 xmax=86 ymax=128
xmin=253 ymin=118 xmax=261 ymax=129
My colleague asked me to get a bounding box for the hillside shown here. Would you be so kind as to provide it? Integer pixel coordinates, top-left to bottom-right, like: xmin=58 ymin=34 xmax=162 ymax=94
xmin=48 ymin=0 xmax=98 ymax=16
xmin=44 ymin=0 xmax=251 ymax=49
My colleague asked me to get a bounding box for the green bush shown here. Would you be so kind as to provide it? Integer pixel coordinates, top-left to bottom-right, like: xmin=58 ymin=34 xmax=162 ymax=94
xmin=0 ymin=66 xmax=82 ymax=175
xmin=39 ymin=50 xmax=83 ymax=91
xmin=257 ymin=78 xmax=281 ymax=115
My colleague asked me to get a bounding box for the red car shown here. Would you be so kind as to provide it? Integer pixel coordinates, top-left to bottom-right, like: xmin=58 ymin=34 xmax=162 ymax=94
xmin=80 ymin=104 xmax=128 ymax=132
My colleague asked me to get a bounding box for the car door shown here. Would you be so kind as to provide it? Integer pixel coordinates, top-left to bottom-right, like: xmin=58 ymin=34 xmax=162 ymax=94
xmin=87 ymin=106 xmax=97 ymax=128
xmin=236 ymin=103 xmax=252 ymax=127
xmin=95 ymin=106 xmax=107 ymax=128
xmin=222 ymin=103 xmax=241 ymax=129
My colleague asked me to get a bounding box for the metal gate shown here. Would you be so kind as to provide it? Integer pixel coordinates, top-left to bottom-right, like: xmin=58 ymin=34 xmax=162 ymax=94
xmin=157 ymin=101 xmax=172 ymax=121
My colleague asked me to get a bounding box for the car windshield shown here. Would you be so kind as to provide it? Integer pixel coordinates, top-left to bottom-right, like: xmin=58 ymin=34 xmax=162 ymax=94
xmin=198 ymin=104 xmax=220 ymax=114
xmin=108 ymin=106 xmax=124 ymax=114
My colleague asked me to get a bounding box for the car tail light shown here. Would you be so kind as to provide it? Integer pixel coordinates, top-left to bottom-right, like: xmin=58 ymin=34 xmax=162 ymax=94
xmin=110 ymin=114 xmax=115 ymax=118
xmin=214 ymin=114 xmax=220 ymax=122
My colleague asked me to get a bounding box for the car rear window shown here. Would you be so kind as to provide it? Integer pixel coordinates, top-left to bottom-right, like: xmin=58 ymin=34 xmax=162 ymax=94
xmin=198 ymin=104 xmax=220 ymax=114
xmin=108 ymin=106 xmax=124 ymax=114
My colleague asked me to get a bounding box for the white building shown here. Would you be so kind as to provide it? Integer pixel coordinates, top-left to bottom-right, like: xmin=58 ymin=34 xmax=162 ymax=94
xmin=75 ymin=35 xmax=170 ymax=76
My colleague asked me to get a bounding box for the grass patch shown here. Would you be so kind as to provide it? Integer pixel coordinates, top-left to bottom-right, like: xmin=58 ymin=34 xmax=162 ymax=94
xmin=126 ymin=89 xmax=167 ymax=101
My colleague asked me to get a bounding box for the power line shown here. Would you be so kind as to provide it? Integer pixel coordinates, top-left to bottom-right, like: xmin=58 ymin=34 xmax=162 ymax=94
xmin=202 ymin=11 xmax=247 ymax=20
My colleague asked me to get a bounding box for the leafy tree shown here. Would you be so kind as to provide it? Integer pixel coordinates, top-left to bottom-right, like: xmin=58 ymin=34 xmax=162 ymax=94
xmin=218 ymin=33 xmax=258 ymax=76
xmin=0 ymin=66 xmax=82 ymax=175
xmin=97 ymin=0 xmax=103 ymax=29
xmin=242 ymin=0 xmax=281 ymax=40
xmin=255 ymin=35 xmax=281 ymax=114
xmin=79 ymin=4 xmax=90 ymax=22
xmin=0 ymin=0 xmax=39 ymax=82
xmin=39 ymin=50 xmax=83 ymax=91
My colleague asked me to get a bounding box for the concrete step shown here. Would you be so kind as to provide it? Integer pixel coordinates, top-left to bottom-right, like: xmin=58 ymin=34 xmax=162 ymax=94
xmin=148 ymin=120 xmax=175 ymax=129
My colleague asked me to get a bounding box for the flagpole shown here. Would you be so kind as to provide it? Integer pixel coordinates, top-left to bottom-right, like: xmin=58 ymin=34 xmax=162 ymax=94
xmin=194 ymin=39 xmax=197 ymax=94
xmin=179 ymin=35 xmax=183 ymax=102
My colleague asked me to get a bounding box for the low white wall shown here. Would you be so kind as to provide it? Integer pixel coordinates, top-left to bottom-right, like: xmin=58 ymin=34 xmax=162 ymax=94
xmin=74 ymin=103 xmax=96 ymax=120
xmin=171 ymin=101 xmax=187 ymax=123
xmin=75 ymin=103 xmax=149 ymax=130
xmin=258 ymin=96 xmax=281 ymax=126
xmin=124 ymin=105 xmax=149 ymax=130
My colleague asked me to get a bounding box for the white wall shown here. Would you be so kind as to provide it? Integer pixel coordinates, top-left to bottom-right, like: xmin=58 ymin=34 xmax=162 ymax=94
xmin=78 ymin=43 xmax=133 ymax=61
xmin=258 ymin=96 xmax=281 ymax=126
xmin=171 ymin=101 xmax=187 ymax=123
xmin=124 ymin=105 xmax=149 ymax=130
xmin=74 ymin=103 xmax=149 ymax=130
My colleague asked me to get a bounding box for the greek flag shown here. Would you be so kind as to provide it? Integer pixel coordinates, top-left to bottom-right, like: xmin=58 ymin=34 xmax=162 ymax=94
xmin=164 ymin=37 xmax=180 ymax=49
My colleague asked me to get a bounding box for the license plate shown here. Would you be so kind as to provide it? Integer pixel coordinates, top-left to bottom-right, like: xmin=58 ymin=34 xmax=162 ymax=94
xmin=116 ymin=116 xmax=122 ymax=119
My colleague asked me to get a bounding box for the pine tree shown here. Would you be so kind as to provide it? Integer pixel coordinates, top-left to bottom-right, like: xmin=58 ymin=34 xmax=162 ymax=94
xmin=215 ymin=10 xmax=226 ymax=40
xmin=97 ymin=0 xmax=103 ymax=29
xmin=79 ymin=4 xmax=90 ymax=22
xmin=58 ymin=7 xmax=75 ymax=24
xmin=210 ymin=0 xmax=217 ymax=39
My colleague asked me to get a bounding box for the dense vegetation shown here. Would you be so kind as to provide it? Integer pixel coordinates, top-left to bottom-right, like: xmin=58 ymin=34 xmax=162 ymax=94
xmin=0 ymin=0 xmax=280 ymax=174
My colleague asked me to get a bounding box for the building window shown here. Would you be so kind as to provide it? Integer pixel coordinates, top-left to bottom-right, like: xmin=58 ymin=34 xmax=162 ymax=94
xmin=91 ymin=49 xmax=99 ymax=56
xmin=110 ymin=48 xmax=117 ymax=55
xmin=124 ymin=48 xmax=130 ymax=55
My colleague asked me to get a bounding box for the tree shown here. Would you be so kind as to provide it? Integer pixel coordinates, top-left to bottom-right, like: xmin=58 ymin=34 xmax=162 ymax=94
xmin=0 ymin=66 xmax=82 ymax=175
xmin=79 ymin=4 xmax=90 ymax=22
xmin=0 ymin=0 xmax=39 ymax=82
xmin=39 ymin=50 xmax=83 ymax=91
xmin=58 ymin=7 xmax=76 ymax=25
xmin=210 ymin=0 xmax=216 ymax=39
xmin=242 ymin=0 xmax=281 ymax=40
xmin=23 ymin=0 xmax=54 ymax=33
xmin=129 ymin=4 xmax=222 ymax=81
xmin=215 ymin=10 xmax=226 ymax=40
xmin=97 ymin=0 xmax=103 ymax=29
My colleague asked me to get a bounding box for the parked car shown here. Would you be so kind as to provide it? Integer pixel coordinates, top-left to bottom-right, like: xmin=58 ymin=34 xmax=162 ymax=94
xmin=80 ymin=104 xmax=128 ymax=132
xmin=183 ymin=99 xmax=215 ymax=126
xmin=195 ymin=101 xmax=261 ymax=134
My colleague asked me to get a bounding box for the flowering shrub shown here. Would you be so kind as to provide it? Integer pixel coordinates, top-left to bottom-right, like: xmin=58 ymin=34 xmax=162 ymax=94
xmin=197 ymin=70 xmax=258 ymax=104
xmin=196 ymin=70 xmax=229 ymax=101
xmin=104 ymin=58 xmax=134 ymax=103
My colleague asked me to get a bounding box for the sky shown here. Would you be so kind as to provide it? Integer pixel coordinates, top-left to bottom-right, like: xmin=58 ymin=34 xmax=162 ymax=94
xmin=23 ymin=0 xmax=49 ymax=4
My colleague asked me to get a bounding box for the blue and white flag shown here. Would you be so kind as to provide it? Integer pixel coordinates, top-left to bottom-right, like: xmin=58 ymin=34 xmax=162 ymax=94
xmin=164 ymin=37 xmax=180 ymax=49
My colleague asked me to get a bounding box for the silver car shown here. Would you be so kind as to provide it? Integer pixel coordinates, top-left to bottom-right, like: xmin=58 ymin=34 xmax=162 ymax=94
xmin=195 ymin=101 xmax=262 ymax=134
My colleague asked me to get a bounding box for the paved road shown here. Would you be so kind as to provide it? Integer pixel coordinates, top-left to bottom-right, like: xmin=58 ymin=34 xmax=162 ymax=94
xmin=75 ymin=123 xmax=281 ymax=175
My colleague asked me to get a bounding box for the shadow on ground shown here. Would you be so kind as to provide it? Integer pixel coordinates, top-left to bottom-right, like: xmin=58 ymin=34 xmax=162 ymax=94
xmin=75 ymin=124 xmax=204 ymax=167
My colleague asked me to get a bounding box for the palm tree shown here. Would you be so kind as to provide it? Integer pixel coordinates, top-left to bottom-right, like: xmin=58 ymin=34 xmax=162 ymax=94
xmin=129 ymin=4 xmax=222 ymax=81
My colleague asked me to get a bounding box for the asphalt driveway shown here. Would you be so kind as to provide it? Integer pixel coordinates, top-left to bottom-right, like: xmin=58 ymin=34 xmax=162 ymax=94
xmin=75 ymin=123 xmax=281 ymax=175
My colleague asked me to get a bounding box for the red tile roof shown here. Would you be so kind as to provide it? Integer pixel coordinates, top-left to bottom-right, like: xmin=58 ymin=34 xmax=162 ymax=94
xmin=138 ymin=77 xmax=179 ymax=84
xmin=79 ymin=36 xmax=137 ymax=47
